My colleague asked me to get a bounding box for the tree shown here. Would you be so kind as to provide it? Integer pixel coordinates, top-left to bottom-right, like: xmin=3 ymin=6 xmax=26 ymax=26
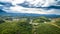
xmin=0 ymin=19 xmax=5 ymax=24
xmin=33 ymin=16 xmax=51 ymax=23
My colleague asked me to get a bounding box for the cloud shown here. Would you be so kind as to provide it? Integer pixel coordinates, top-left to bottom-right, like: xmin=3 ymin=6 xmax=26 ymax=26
xmin=3 ymin=5 xmax=60 ymax=15
xmin=1 ymin=0 xmax=59 ymax=7
xmin=17 ymin=0 xmax=60 ymax=7
xmin=0 ymin=0 xmax=60 ymax=15
xmin=44 ymin=9 xmax=60 ymax=14
xmin=0 ymin=2 xmax=13 ymax=7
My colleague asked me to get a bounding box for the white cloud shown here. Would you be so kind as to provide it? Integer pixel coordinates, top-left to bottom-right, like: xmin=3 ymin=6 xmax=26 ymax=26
xmin=11 ymin=0 xmax=25 ymax=5
xmin=0 ymin=0 xmax=58 ymax=7
xmin=3 ymin=5 xmax=60 ymax=15
xmin=0 ymin=0 xmax=13 ymax=3
xmin=0 ymin=0 xmax=60 ymax=6
xmin=0 ymin=0 xmax=60 ymax=15
xmin=25 ymin=0 xmax=56 ymax=7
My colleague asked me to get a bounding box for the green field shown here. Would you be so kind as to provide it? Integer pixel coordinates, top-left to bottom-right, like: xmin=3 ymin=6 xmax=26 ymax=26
xmin=0 ymin=16 xmax=60 ymax=34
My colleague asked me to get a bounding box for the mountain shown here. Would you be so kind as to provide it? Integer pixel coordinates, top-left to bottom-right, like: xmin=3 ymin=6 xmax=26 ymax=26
xmin=0 ymin=9 xmax=60 ymax=18
xmin=0 ymin=13 xmax=60 ymax=18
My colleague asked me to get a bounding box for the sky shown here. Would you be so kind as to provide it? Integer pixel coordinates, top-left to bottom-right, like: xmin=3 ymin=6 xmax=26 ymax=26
xmin=0 ymin=0 xmax=60 ymax=15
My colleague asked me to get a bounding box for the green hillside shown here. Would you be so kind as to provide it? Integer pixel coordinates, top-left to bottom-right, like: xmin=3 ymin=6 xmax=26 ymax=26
xmin=0 ymin=16 xmax=60 ymax=34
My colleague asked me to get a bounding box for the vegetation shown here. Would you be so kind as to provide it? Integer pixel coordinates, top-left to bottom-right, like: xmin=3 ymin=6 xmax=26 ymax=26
xmin=33 ymin=16 xmax=51 ymax=23
xmin=0 ymin=16 xmax=60 ymax=34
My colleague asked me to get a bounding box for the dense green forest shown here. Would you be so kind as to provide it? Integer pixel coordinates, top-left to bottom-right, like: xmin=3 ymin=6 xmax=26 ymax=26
xmin=0 ymin=16 xmax=60 ymax=34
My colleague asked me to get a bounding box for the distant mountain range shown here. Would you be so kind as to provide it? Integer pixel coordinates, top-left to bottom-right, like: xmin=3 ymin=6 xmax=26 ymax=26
xmin=0 ymin=9 xmax=60 ymax=18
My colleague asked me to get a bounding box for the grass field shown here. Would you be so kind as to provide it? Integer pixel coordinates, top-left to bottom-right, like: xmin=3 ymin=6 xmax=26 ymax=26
xmin=36 ymin=23 xmax=60 ymax=34
xmin=0 ymin=16 xmax=60 ymax=34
